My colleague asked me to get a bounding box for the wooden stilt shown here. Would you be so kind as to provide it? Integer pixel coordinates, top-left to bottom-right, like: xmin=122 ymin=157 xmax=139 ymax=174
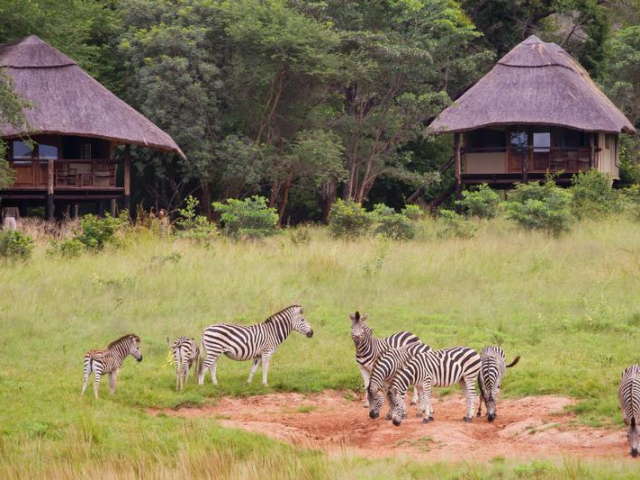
xmin=589 ymin=133 xmax=595 ymax=170
xmin=454 ymin=133 xmax=462 ymax=199
xmin=124 ymin=144 xmax=131 ymax=215
xmin=110 ymin=199 xmax=117 ymax=217
xmin=46 ymin=159 xmax=54 ymax=221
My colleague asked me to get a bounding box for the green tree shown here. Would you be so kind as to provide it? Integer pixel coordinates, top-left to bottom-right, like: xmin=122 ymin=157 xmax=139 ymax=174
xmin=0 ymin=71 xmax=29 ymax=189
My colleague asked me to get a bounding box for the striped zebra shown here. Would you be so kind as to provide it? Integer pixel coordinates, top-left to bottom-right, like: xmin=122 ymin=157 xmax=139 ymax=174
xmin=476 ymin=346 xmax=520 ymax=422
xmin=367 ymin=342 xmax=431 ymax=420
xmin=198 ymin=305 xmax=313 ymax=387
xmin=619 ymin=365 xmax=640 ymax=457
xmin=81 ymin=334 xmax=143 ymax=399
xmin=349 ymin=311 xmax=421 ymax=407
xmin=385 ymin=346 xmax=482 ymax=426
xmin=169 ymin=336 xmax=200 ymax=391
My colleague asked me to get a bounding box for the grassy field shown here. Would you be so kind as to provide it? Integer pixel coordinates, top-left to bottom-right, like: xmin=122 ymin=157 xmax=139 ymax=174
xmin=2 ymin=217 xmax=640 ymax=478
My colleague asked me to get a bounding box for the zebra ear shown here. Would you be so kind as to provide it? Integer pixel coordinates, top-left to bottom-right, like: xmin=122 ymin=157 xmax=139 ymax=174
xmin=361 ymin=314 xmax=368 ymax=322
xmin=349 ymin=311 xmax=360 ymax=321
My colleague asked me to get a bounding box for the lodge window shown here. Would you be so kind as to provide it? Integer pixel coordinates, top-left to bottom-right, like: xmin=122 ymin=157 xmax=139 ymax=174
xmin=38 ymin=143 xmax=58 ymax=159
xmin=12 ymin=140 xmax=34 ymax=164
xmin=466 ymin=128 xmax=506 ymax=152
xmin=533 ymin=132 xmax=550 ymax=153
xmin=510 ymin=130 xmax=528 ymax=149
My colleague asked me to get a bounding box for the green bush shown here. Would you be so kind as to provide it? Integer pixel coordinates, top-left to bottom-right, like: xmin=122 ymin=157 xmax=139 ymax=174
xmin=372 ymin=204 xmax=416 ymax=240
xmin=400 ymin=204 xmax=423 ymax=221
xmin=0 ymin=230 xmax=34 ymax=261
xmin=75 ymin=214 xmax=126 ymax=250
xmin=504 ymin=180 xmax=571 ymax=236
xmin=456 ymin=184 xmax=500 ymax=218
xmin=176 ymin=196 xmax=217 ymax=245
xmin=327 ymin=199 xmax=373 ymax=238
xmin=48 ymin=238 xmax=84 ymax=257
xmin=570 ymin=170 xmax=625 ymax=219
xmin=437 ymin=209 xmax=476 ymax=239
xmin=213 ymin=196 xmax=279 ymax=240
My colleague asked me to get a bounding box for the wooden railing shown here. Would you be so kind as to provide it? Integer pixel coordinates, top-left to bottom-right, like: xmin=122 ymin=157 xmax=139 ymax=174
xmin=7 ymin=159 xmax=120 ymax=189
xmin=465 ymin=146 xmax=593 ymax=173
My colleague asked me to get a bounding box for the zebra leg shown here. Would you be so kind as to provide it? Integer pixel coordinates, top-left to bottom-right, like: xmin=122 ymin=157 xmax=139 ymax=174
xmin=81 ymin=359 xmax=91 ymax=396
xmin=261 ymin=353 xmax=272 ymax=387
xmin=199 ymin=352 xmax=220 ymax=385
xmin=93 ymin=370 xmax=102 ymax=399
xmin=411 ymin=385 xmax=419 ymax=406
xmin=109 ymin=371 xmax=118 ymax=395
xmin=385 ymin=388 xmax=394 ymax=420
xmin=247 ymin=358 xmax=261 ymax=384
xmin=359 ymin=366 xmax=371 ymax=407
xmin=422 ymin=380 xmax=433 ymax=423
xmin=477 ymin=377 xmax=486 ymax=418
xmin=460 ymin=376 xmax=477 ymax=423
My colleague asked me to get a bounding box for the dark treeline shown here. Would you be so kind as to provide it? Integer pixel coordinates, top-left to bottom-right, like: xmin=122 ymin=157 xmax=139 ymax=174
xmin=1 ymin=0 xmax=639 ymax=223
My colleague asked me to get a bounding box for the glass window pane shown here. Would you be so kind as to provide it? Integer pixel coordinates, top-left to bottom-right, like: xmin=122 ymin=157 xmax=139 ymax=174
xmin=510 ymin=131 xmax=528 ymax=149
xmin=12 ymin=140 xmax=33 ymax=160
xmin=38 ymin=144 xmax=58 ymax=159
xmin=533 ymin=132 xmax=550 ymax=152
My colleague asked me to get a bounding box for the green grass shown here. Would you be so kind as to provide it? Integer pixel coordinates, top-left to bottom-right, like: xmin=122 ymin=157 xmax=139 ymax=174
xmin=2 ymin=217 xmax=640 ymax=477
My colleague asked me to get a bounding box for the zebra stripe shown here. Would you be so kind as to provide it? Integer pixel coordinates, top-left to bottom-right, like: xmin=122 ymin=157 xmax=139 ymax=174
xmin=388 ymin=346 xmax=481 ymax=426
xmin=619 ymin=365 xmax=640 ymax=457
xmin=81 ymin=334 xmax=143 ymax=399
xmin=198 ymin=305 xmax=313 ymax=387
xmin=170 ymin=336 xmax=200 ymax=391
xmin=477 ymin=346 xmax=520 ymax=421
xmin=349 ymin=311 xmax=421 ymax=406
xmin=367 ymin=342 xmax=431 ymax=420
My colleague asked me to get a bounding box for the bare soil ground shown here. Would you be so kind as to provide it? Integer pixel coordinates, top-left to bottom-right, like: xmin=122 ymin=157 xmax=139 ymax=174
xmin=149 ymin=390 xmax=628 ymax=461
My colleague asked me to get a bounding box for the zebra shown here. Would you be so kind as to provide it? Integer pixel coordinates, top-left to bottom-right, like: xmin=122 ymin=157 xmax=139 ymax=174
xmin=476 ymin=346 xmax=520 ymax=422
xmin=168 ymin=336 xmax=200 ymax=391
xmin=198 ymin=305 xmax=313 ymax=387
xmin=349 ymin=311 xmax=421 ymax=407
xmin=619 ymin=365 xmax=640 ymax=457
xmin=81 ymin=334 xmax=143 ymax=399
xmin=384 ymin=346 xmax=482 ymax=426
xmin=367 ymin=342 xmax=431 ymax=420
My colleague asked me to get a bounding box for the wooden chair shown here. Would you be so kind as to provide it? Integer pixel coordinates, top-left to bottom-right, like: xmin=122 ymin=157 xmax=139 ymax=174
xmin=55 ymin=165 xmax=78 ymax=186
xmin=549 ymin=149 xmax=566 ymax=172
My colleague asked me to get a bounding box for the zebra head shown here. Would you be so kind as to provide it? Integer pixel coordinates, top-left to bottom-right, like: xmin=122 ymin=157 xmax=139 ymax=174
xmin=628 ymin=418 xmax=639 ymax=457
xmin=367 ymin=384 xmax=384 ymax=419
xmin=291 ymin=306 xmax=314 ymax=338
xmin=128 ymin=334 xmax=143 ymax=362
xmin=349 ymin=311 xmax=370 ymax=345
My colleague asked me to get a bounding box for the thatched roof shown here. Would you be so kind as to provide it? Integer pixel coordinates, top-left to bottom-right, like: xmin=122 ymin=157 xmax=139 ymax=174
xmin=0 ymin=35 xmax=185 ymax=157
xmin=429 ymin=35 xmax=636 ymax=135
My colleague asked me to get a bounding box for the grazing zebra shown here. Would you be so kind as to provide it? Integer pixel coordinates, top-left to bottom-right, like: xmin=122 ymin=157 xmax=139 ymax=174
xmin=384 ymin=346 xmax=481 ymax=426
xmin=476 ymin=346 xmax=520 ymax=422
xmin=619 ymin=365 xmax=640 ymax=457
xmin=198 ymin=305 xmax=313 ymax=387
xmin=367 ymin=342 xmax=431 ymax=420
xmin=81 ymin=334 xmax=143 ymax=399
xmin=169 ymin=336 xmax=200 ymax=391
xmin=349 ymin=311 xmax=421 ymax=406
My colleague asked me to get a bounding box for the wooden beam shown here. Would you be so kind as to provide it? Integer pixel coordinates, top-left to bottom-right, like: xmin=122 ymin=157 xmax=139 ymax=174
xmin=46 ymin=158 xmax=54 ymax=220
xmin=110 ymin=199 xmax=117 ymax=217
xmin=589 ymin=133 xmax=595 ymax=170
xmin=124 ymin=144 xmax=131 ymax=214
xmin=454 ymin=133 xmax=461 ymax=199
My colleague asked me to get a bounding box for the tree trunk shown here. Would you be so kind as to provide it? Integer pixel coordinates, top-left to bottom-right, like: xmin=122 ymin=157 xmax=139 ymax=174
xmin=201 ymin=181 xmax=212 ymax=220
xmin=321 ymin=180 xmax=337 ymax=224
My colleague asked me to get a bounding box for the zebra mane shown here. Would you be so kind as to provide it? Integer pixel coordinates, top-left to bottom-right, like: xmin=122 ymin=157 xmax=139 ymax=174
xmin=264 ymin=305 xmax=301 ymax=323
xmin=108 ymin=333 xmax=141 ymax=349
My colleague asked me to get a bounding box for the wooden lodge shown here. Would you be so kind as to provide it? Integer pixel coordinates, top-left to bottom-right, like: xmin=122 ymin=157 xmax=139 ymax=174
xmin=0 ymin=36 xmax=184 ymax=219
xmin=428 ymin=35 xmax=636 ymax=196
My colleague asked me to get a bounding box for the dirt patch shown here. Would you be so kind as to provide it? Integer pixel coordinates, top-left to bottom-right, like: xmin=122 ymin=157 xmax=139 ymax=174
xmin=148 ymin=390 xmax=628 ymax=461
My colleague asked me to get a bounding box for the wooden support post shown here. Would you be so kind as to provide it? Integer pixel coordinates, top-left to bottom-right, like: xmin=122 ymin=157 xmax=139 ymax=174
xmin=73 ymin=204 xmax=79 ymax=219
xmin=521 ymin=147 xmax=528 ymax=183
xmin=97 ymin=201 xmax=105 ymax=217
xmin=110 ymin=199 xmax=117 ymax=217
xmin=46 ymin=159 xmax=54 ymax=221
xmin=454 ymin=133 xmax=462 ymax=199
xmin=589 ymin=133 xmax=595 ymax=170
xmin=124 ymin=144 xmax=131 ymax=215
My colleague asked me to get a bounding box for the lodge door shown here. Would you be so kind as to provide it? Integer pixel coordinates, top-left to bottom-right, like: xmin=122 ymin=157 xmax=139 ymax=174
xmin=508 ymin=130 xmax=528 ymax=173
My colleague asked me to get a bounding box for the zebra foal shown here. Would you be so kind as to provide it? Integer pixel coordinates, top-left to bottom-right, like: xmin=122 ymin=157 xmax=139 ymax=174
xmin=169 ymin=336 xmax=199 ymax=391
xmin=349 ymin=311 xmax=421 ymax=406
xmin=476 ymin=346 xmax=520 ymax=422
xmin=619 ymin=365 xmax=640 ymax=457
xmin=367 ymin=342 xmax=431 ymax=420
xmin=198 ymin=305 xmax=313 ymax=387
xmin=382 ymin=346 xmax=482 ymax=426
xmin=81 ymin=334 xmax=143 ymax=399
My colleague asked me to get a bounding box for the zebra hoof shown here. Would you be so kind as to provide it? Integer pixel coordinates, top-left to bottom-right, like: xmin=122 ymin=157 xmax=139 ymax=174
xmin=463 ymin=417 xmax=472 ymax=423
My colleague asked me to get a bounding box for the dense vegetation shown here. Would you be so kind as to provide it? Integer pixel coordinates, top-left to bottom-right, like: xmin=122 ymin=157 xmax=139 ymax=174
xmin=1 ymin=0 xmax=639 ymax=221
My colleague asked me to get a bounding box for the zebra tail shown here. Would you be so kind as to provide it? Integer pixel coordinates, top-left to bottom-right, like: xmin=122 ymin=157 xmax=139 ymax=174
xmin=506 ymin=356 xmax=521 ymax=368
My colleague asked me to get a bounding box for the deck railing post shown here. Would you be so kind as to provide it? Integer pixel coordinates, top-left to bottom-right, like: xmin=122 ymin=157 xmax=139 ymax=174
xmin=124 ymin=144 xmax=131 ymax=215
xmin=454 ymin=132 xmax=462 ymax=199
xmin=521 ymin=147 xmax=528 ymax=183
xmin=46 ymin=158 xmax=54 ymax=221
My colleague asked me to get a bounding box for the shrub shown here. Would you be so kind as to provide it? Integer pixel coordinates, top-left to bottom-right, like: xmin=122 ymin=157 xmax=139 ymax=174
xmin=75 ymin=214 xmax=126 ymax=250
xmin=372 ymin=204 xmax=416 ymax=240
xmin=0 ymin=230 xmax=34 ymax=261
xmin=437 ymin=209 xmax=476 ymax=239
xmin=213 ymin=196 xmax=279 ymax=240
xmin=48 ymin=238 xmax=84 ymax=257
xmin=456 ymin=184 xmax=500 ymax=218
xmin=176 ymin=196 xmax=217 ymax=245
xmin=401 ymin=204 xmax=424 ymax=221
xmin=504 ymin=180 xmax=571 ymax=236
xmin=327 ymin=199 xmax=373 ymax=238
xmin=570 ymin=170 xmax=625 ymax=219
xmin=288 ymin=226 xmax=311 ymax=246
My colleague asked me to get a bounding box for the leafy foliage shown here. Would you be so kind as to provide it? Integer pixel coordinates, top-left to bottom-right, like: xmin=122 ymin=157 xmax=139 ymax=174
xmin=456 ymin=184 xmax=500 ymax=219
xmin=504 ymin=180 xmax=572 ymax=236
xmin=213 ymin=196 xmax=279 ymax=240
xmin=437 ymin=209 xmax=476 ymax=239
xmin=176 ymin=196 xmax=217 ymax=245
xmin=372 ymin=204 xmax=416 ymax=240
xmin=327 ymin=199 xmax=373 ymax=238
xmin=0 ymin=230 xmax=34 ymax=261
xmin=570 ymin=170 xmax=625 ymax=219
xmin=50 ymin=214 xmax=127 ymax=255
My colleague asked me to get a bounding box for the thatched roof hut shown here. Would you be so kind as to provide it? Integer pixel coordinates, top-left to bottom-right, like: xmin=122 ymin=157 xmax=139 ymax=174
xmin=429 ymin=35 xmax=635 ymax=135
xmin=0 ymin=35 xmax=184 ymax=157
